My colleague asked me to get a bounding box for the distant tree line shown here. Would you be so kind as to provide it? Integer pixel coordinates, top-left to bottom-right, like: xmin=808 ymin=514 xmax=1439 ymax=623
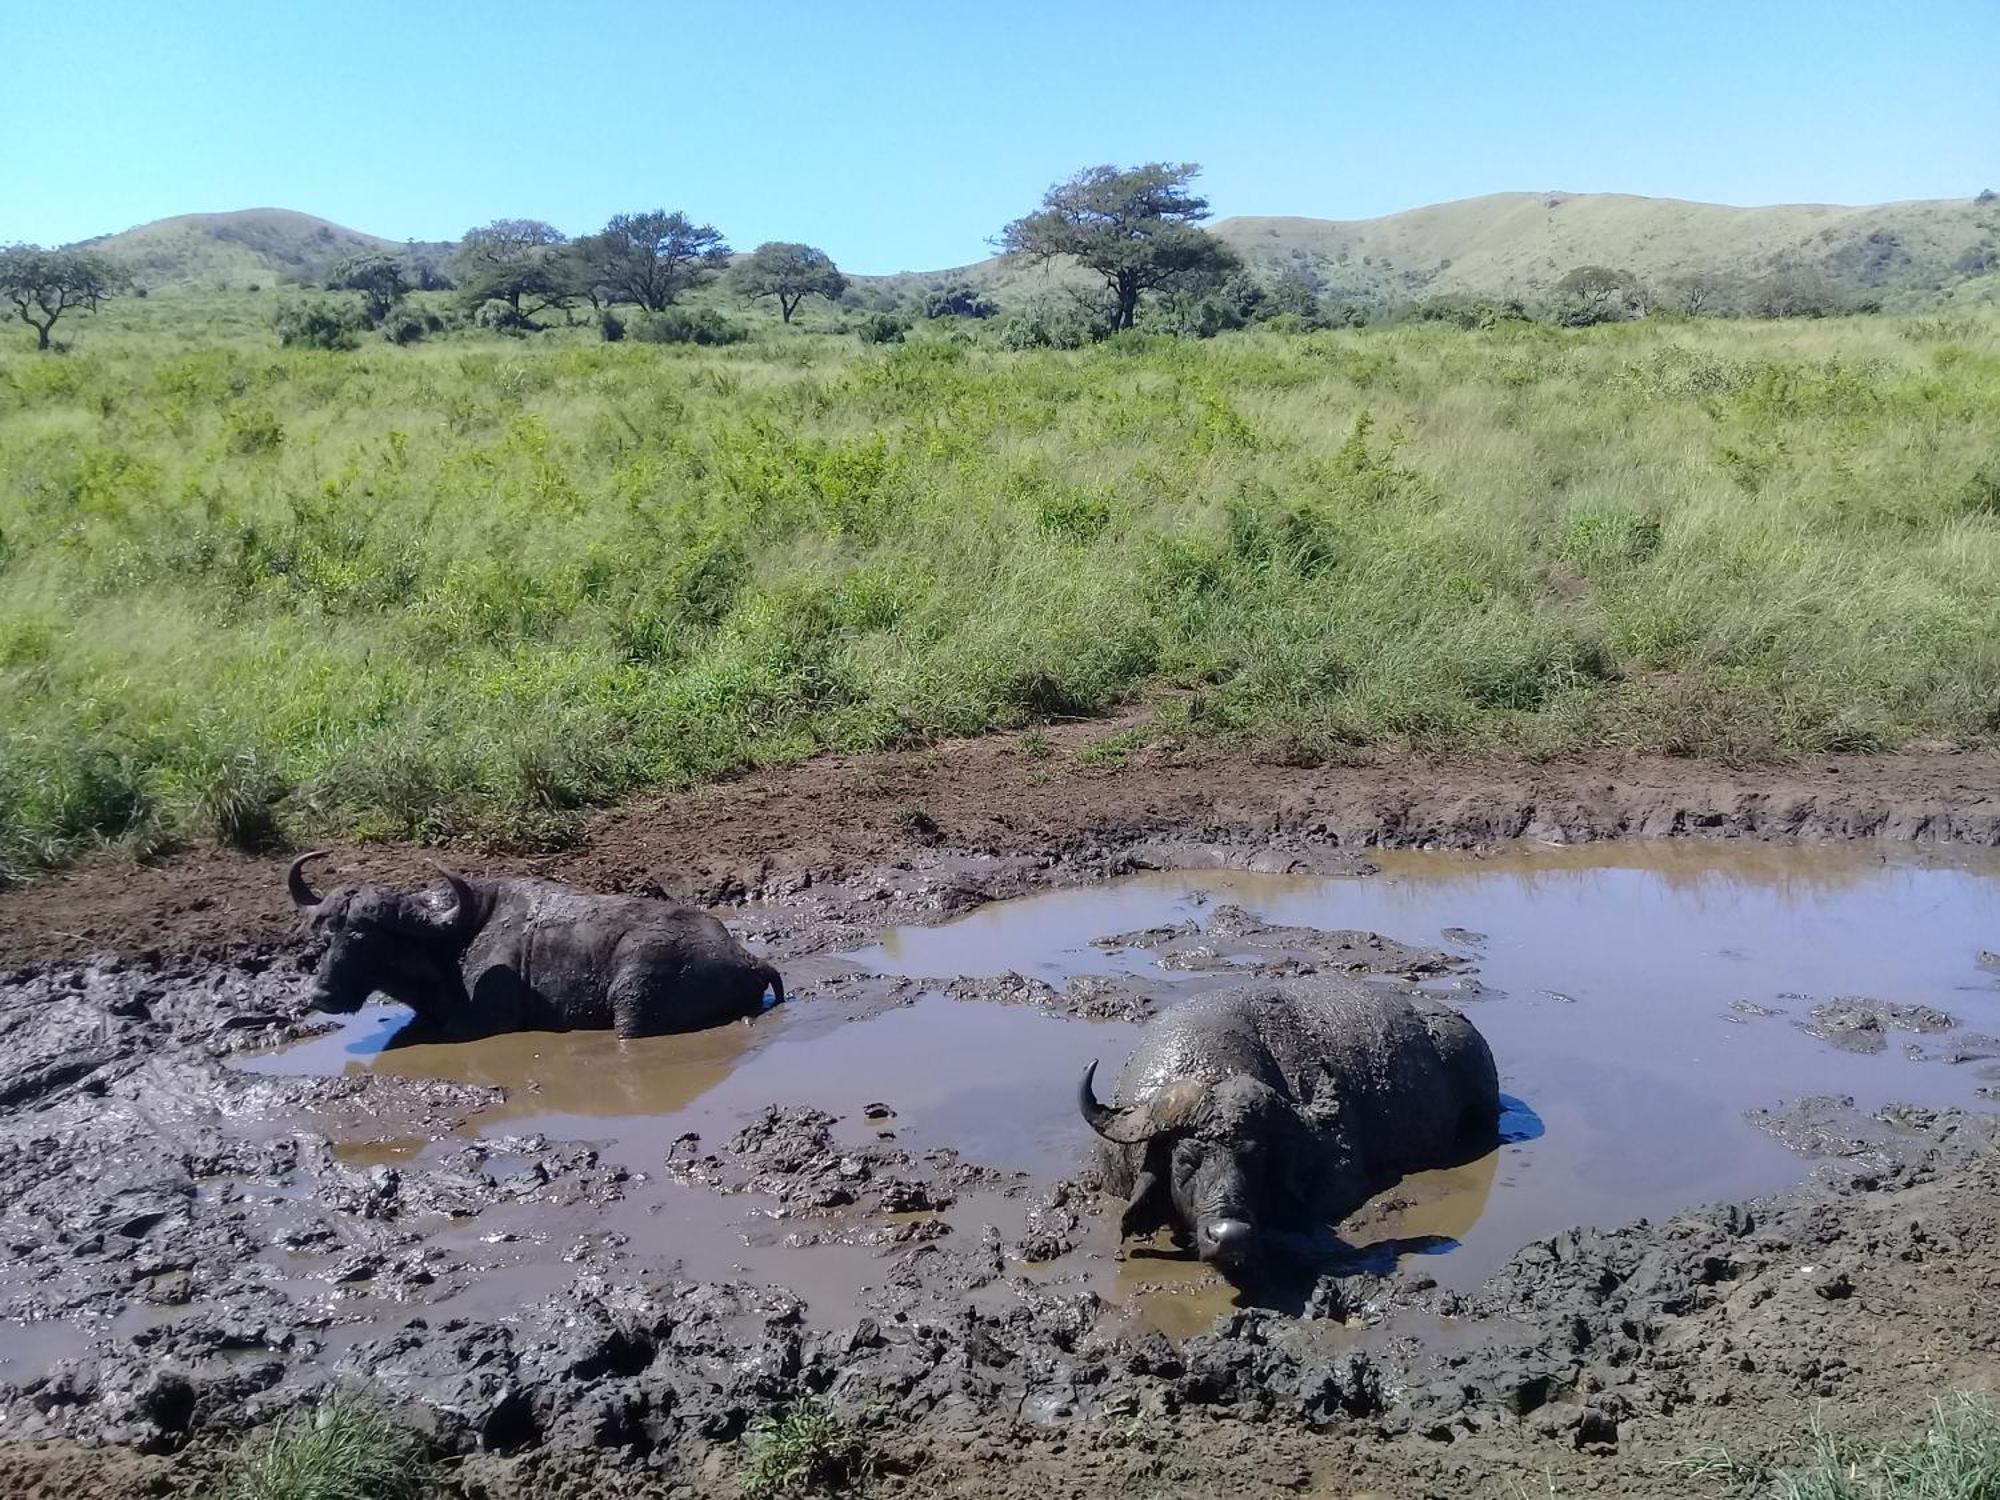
xmin=9 ymin=166 xmax=1993 ymax=351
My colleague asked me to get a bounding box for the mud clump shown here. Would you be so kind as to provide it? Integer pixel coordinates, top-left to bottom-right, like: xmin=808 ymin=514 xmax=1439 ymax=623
xmin=664 ymin=1105 xmax=1014 ymax=1216
xmin=1801 ymin=998 xmax=1959 ymax=1054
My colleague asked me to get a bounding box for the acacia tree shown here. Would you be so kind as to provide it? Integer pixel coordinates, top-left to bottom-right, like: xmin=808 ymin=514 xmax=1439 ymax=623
xmin=731 ymin=242 xmax=846 ymax=323
xmin=453 ymin=219 xmax=572 ymax=326
xmin=327 ymin=252 xmax=410 ymax=325
xmin=0 ymin=246 xmax=128 ymax=350
xmin=1000 ymin=163 xmax=1239 ymax=332
xmin=1553 ymin=264 xmax=1637 ymax=322
xmin=589 ymin=211 xmax=730 ymax=310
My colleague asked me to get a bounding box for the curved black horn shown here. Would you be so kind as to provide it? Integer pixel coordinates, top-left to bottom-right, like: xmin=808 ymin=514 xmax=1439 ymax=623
xmin=287 ymin=850 xmax=330 ymax=910
xmin=427 ymin=860 xmax=480 ymax=941
xmin=1079 ymin=1060 xmax=1153 ymax=1145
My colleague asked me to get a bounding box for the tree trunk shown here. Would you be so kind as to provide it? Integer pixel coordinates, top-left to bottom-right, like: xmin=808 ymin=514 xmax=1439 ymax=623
xmin=1114 ymin=273 xmax=1140 ymax=332
xmin=780 ymin=293 xmax=798 ymax=323
xmin=34 ymin=319 xmax=52 ymax=351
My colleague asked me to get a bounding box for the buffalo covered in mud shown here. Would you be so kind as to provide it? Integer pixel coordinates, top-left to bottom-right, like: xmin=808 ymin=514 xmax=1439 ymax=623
xmin=288 ymin=853 xmax=783 ymax=1039
xmin=1081 ymin=978 xmax=1500 ymax=1272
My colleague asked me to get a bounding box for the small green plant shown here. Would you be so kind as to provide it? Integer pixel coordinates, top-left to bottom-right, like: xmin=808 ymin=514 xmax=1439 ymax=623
xmin=739 ymin=1401 xmax=868 ymax=1499
xmin=214 ymin=1399 xmax=428 ymax=1500
xmin=225 ymin=405 xmax=286 ymax=454
xmin=1019 ymin=730 xmax=1053 ymax=759
xmin=893 ymin=803 xmax=939 ymax=839
xmin=1078 ymin=727 xmax=1148 ymax=767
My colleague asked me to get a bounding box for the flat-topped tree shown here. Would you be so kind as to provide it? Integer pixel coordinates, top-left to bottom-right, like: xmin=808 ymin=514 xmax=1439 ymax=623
xmin=1001 ymin=163 xmax=1239 ymax=332
xmin=0 ymin=246 xmax=129 ymax=350
xmin=453 ymin=219 xmax=572 ymax=328
xmin=731 ymin=242 xmax=846 ymax=323
xmin=589 ymin=211 xmax=731 ymax=311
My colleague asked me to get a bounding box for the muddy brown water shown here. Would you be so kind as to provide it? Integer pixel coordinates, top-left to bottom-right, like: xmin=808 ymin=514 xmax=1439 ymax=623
xmin=243 ymin=842 xmax=2000 ymax=1332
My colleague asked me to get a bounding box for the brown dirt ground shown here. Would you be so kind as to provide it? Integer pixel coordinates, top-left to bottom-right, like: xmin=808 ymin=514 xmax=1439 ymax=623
xmin=3 ymin=734 xmax=1998 ymax=969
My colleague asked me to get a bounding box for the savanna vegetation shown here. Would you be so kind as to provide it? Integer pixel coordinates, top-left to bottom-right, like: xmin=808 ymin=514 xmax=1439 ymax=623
xmin=3 ymin=287 xmax=1997 ymax=879
xmin=2 ymin=164 xmax=1998 ymax=880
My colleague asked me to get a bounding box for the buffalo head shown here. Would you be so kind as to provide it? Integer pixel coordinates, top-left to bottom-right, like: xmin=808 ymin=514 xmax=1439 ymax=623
xmin=1080 ymin=1061 xmax=1311 ymax=1271
xmin=288 ymin=852 xmax=479 ymax=1015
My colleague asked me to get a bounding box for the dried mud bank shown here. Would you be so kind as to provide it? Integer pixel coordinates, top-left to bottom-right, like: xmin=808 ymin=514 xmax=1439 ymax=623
xmin=3 ymin=744 xmax=1999 ymax=969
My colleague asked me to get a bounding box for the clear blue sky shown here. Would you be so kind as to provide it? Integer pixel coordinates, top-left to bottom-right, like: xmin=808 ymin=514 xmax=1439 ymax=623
xmin=7 ymin=0 xmax=1996 ymax=274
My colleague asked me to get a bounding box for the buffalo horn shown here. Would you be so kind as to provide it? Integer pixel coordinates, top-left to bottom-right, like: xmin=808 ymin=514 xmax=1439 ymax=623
xmin=287 ymin=850 xmax=330 ymax=910
xmin=1078 ymin=1060 xmax=1157 ymax=1145
xmin=427 ymin=860 xmax=480 ymax=941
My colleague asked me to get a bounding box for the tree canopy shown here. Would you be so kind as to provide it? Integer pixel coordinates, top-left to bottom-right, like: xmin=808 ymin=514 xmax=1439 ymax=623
xmin=1000 ymin=163 xmax=1239 ymax=332
xmin=328 ymin=252 xmax=411 ymax=325
xmin=0 ymin=246 xmax=128 ymax=350
xmin=585 ymin=211 xmax=731 ymax=311
xmin=730 ymin=242 xmax=846 ymax=323
xmin=452 ymin=219 xmax=572 ymax=326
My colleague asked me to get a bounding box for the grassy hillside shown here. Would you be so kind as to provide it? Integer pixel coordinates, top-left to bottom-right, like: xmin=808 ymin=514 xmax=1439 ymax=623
xmin=73 ymin=191 xmax=2000 ymax=308
xmin=876 ymin=192 xmax=2000 ymax=310
xmin=1 ymin=300 xmax=1996 ymax=876
xmin=72 ymin=209 xmax=443 ymax=292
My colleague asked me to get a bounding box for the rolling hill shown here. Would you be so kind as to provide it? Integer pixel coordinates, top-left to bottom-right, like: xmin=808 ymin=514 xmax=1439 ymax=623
xmin=73 ymin=192 xmax=2000 ymax=306
xmin=71 ymin=209 xmax=449 ymax=291
xmin=878 ymin=191 xmax=2000 ymax=310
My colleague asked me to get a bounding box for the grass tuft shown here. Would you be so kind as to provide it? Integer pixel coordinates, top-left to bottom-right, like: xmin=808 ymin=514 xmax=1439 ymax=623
xmin=214 ymin=1399 xmax=428 ymax=1500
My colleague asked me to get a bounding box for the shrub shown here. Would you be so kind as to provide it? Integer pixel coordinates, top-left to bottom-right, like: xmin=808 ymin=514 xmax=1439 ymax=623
xmin=992 ymin=302 xmax=1096 ymax=349
xmin=856 ymin=312 xmax=909 ymax=345
xmin=630 ymin=307 xmax=747 ymax=346
xmin=381 ymin=308 xmax=441 ymax=346
xmin=272 ymin=298 xmax=366 ymax=351
xmin=472 ymin=299 xmax=536 ymax=335
xmin=224 ymin=406 xmax=286 ymax=455
xmin=922 ymin=282 xmax=998 ymax=319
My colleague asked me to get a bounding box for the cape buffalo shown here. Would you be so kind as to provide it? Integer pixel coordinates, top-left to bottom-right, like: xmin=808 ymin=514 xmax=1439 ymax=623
xmin=287 ymin=853 xmax=783 ymax=1040
xmin=1080 ymin=978 xmax=1498 ymax=1275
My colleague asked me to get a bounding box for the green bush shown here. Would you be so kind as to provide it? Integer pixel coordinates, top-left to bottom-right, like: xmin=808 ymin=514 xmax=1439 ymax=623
xmin=381 ymin=308 xmax=442 ymax=346
xmin=993 ymin=302 xmax=1097 ymax=349
xmin=855 ymin=313 xmax=909 ymax=345
xmin=630 ymin=307 xmax=747 ymax=346
xmin=271 ymin=298 xmax=366 ymax=351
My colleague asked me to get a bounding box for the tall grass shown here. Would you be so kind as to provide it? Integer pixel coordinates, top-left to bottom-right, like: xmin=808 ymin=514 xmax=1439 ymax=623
xmin=3 ymin=304 xmax=1998 ymax=877
xmin=212 ymin=1400 xmax=429 ymax=1500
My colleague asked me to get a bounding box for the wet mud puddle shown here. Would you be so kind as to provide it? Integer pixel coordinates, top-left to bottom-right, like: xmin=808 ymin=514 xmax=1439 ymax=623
xmin=243 ymin=842 xmax=2000 ymax=1338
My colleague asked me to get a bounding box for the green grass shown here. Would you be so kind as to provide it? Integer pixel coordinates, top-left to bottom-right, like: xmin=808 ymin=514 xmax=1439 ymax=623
xmin=211 ymin=1400 xmax=429 ymax=1500
xmin=739 ymin=1401 xmax=870 ymax=1498
xmin=4 ymin=299 xmax=2000 ymax=879
xmin=1768 ymin=1395 xmax=2000 ymax=1500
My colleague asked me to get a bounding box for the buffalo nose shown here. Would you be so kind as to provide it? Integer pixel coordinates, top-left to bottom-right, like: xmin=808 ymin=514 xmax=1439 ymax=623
xmin=1202 ymin=1218 xmax=1255 ymax=1262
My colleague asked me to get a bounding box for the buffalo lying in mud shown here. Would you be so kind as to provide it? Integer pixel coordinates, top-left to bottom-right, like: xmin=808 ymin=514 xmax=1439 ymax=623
xmin=288 ymin=853 xmax=783 ymax=1039
xmin=1080 ymin=978 xmax=1499 ymax=1274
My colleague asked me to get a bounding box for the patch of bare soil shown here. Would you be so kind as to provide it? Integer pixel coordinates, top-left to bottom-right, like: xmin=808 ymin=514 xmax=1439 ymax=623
xmin=2 ymin=739 xmax=1998 ymax=968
